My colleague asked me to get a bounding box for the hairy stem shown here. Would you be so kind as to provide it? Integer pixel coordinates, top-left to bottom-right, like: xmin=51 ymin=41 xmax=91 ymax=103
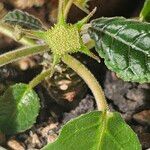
xmin=0 ymin=45 xmax=48 ymax=67
xmin=0 ymin=23 xmax=36 ymax=46
xmin=57 ymin=0 xmax=65 ymax=24
xmin=62 ymin=54 xmax=108 ymax=111
xmin=29 ymin=66 xmax=54 ymax=88
xmin=64 ymin=0 xmax=74 ymax=19
xmin=76 ymin=8 xmax=97 ymax=30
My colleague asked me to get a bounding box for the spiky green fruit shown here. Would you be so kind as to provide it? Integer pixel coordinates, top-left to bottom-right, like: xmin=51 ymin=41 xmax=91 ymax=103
xmin=42 ymin=24 xmax=81 ymax=57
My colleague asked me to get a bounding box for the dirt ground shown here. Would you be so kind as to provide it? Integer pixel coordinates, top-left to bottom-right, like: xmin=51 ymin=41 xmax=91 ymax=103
xmin=0 ymin=0 xmax=149 ymax=149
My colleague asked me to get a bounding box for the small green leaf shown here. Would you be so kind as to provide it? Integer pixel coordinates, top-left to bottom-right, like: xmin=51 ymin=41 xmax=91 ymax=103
xmin=42 ymin=111 xmax=141 ymax=150
xmin=0 ymin=146 xmax=7 ymax=150
xmin=65 ymin=0 xmax=90 ymax=13
xmin=0 ymin=83 xmax=40 ymax=135
xmin=89 ymin=17 xmax=150 ymax=83
xmin=140 ymin=0 xmax=150 ymax=22
xmin=2 ymin=9 xmax=44 ymax=30
xmin=74 ymin=0 xmax=90 ymax=13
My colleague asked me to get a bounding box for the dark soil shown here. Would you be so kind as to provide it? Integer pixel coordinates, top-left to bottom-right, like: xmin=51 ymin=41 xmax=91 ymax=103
xmin=0 ymin=0 xmax=149 ymax=150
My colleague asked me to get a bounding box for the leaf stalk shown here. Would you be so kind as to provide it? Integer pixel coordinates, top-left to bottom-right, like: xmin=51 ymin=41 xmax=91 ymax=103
xmin=0 ymin=23 xmax=36 ymax=46
xmin=62 ymin=54 xmax=108 ymax=111
xmin=0 ymin=45 xmax=48 ymax=67
xmin=29 ymin=65 xmax=55 ymax=88
xmin=64 ymin=0 xmax=74 ymax=20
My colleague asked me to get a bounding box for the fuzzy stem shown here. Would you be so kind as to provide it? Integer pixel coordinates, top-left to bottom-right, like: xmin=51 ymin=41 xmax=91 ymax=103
xmin=64 ymin=0 xmax=74 ymax=20
xmin=0 ymin=23 xmax=36 ymax=46
xmin=57 ymin=0 xmax=65 ymax=24
xmin=29 ymin=66 xmax=54 ymax=88
xmin=0 ymin=45 xmax=48 ymax=67
xmin=62 ymin=54 xmax=108 ymax=111
xmin=76 ymin=8 xmax=97 ymax=30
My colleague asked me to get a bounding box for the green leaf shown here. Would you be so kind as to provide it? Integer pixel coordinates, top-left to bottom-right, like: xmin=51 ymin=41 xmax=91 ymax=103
xmin=140 ymin=0 xmax=150 ymax=22
xmin=0 ymin=83 xmax=40 ymax=135
xmin=65 ymin=0 xmax=90 ymax=13
xmin=0 ymin=146 xmax=7 ymax=150
xmin=74 ymin=0 xmax=90 ymax=13
xmin=42 ymin=111 xmax=141 ymax=150
xmin=89 ymin=17 xmax=150 ymax=83
xmin=2 ymin=9 xmax=44 ymax=30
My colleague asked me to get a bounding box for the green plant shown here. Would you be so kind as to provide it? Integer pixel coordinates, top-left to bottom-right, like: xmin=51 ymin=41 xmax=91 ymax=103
xmin=0 ymin=0 xmax=149 ymax=149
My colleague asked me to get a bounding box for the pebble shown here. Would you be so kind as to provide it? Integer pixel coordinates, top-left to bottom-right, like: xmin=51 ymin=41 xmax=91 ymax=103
xmin=26 ymin=132 xmax=42 ymax=149
xmin=104 ymin=71 xmax=150 ymax=116
xmin=62 ymin=95 xmax=94 ymax=124
xmin=133 ymin=110 xmax=150 ymax=125
xmin=7 ymin=138 xmax=25 ymax=150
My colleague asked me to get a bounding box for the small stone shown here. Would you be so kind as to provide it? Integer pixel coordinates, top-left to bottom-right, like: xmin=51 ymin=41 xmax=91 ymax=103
xmin=47 ymin=132 xmax=58 ymax=143
xmin=26 ymin=132 xmax=42 ymax=149
xmin=104 ymin=71 xmax=150 ymax=116
xmin=138 ymin=84 xmax=150 ymax=89
xmin=126 ymin=88 xmax=148 ymax=102
xmin=9 ymin=0 xmax=45 ymax=9
xmin=62 ymin=95 xmax=94 ymax=123
xmin=40 ymin=123 xmax=58 ymax=137
xmin=7 ymin=139 xmax=25 ymax=150
xmin=133 ymin=110 xmax=150 ymax=125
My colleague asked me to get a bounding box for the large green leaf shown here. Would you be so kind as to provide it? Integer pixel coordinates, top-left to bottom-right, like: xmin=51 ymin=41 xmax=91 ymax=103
xmin=2 ymin=9 xmax=44 ymax=30
xmin=42 ymin=111 xmax=141 ymax=150
xmin=140 ymin=0 xmax=150 ymax=22
xmin=0 ymin=83 xmax=40 ymax=135
xmin=89 ymin=17 xmax=150 ymax=83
